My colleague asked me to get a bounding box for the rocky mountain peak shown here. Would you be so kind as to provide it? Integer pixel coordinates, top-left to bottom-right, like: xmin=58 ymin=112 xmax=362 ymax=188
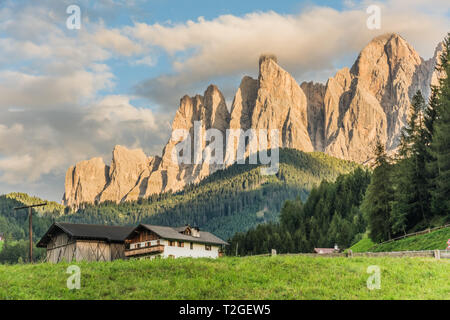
xmin=259 ymin=53 xmax=278 ymax=68
xmin=63 ymin=157 xmax=109 ymax=208
xmin=252 ymin=54 xmax=314 ymax=151
xmin=349 ymin=32 xmax=433 ymax=150
xmin=97 ymin=146 xmax=150 ymax=203
xmin=229 ymin=76 xmax=258 ymax=130
xmin=63 ymin=34 xmax=442 ymax=207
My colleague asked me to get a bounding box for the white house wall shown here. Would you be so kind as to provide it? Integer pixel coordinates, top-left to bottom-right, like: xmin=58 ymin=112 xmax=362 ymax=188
xmin=161 ymin=239 xmax=220 ymax=259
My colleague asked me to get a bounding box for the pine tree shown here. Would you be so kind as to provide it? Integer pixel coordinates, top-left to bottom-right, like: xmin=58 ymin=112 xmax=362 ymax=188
xmin=392 ymin=91 xmax=431 ymax=230
xmin=425 ymin=86 xmax=440 ymax=213
xmin=362 ymin=140 xmax=394 ymax=242
xmin=424 ymin=87 xmax=439 ymax=146
xmin=430 ymin=33 xmax=450 ymax=216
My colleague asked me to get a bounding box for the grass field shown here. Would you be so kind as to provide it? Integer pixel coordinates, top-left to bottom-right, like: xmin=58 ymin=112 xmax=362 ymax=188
xmin=0 ymin=255 xmax=448 ymax=300
xmin=348 ymin=236 xmax=375 ymax=252
xmin=349 ymin=227 xmax=450 ymax=253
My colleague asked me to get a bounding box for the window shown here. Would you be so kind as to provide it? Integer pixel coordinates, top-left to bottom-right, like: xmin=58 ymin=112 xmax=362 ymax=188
xmin=205 ymin=245 xmax=211 ymax=251
xmin=169 ymin=240 xmax=175 ymax=246
xmin=190 ymin=242 xmax=193 ymax=250
xmin=178 ymin=241 xmax=184 ymax=247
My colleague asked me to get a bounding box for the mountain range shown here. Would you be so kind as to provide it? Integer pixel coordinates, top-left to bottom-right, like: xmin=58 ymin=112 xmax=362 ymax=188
xmin=63 ymin=33 xmax=442 ymax=208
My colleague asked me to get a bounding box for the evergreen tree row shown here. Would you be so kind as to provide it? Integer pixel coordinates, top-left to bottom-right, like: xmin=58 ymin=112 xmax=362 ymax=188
xmin=227 ymin=167 xmax=371 ymax=255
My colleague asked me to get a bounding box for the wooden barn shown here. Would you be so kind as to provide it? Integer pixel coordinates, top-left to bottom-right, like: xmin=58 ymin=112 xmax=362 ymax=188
xmin=37 ymin=222 xmax=134 ymax=263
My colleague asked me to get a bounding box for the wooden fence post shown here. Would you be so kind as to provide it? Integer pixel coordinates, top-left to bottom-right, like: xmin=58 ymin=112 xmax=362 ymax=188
xmin=434 ymin=250 xmax=441 ymax=260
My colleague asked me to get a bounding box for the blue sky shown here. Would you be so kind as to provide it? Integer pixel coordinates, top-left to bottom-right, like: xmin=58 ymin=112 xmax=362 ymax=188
xmin=96 ymin=0 xmax=346 ymax=25
xmin=0 ymin=0 xmax=448 ymax=201
xmin=91 ymin=0 xmax=350 ymax=106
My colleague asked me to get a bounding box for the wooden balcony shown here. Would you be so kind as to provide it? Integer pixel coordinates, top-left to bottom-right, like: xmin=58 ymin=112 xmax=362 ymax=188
xmin=125 ymin=245 xmax=165 ymax=257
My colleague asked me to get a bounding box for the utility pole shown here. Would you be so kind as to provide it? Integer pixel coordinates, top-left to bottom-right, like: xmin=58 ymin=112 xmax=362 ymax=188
xmin=14 ymin=203 xmax=46 ymax=263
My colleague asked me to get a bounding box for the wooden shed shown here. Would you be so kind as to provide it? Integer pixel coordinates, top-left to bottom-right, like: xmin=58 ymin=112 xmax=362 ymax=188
xmin=37 ymin=222 xmax=134 ymax=263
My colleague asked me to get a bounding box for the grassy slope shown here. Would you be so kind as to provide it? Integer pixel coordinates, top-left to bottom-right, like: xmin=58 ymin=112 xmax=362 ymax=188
xmin=372 ymin=227 xmax=450 ymax=252
xmin=0 ymin=256 xmax=448 ymax=300
xmin=348 ymin=237 xmax=375 ymax=253
xmin=350 ymin=227 xmax=450 ymax=252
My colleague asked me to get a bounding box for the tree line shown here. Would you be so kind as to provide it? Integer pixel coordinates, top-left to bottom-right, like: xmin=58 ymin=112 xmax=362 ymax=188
xmin=228 ymin=34 xmax=450 ymax=255
xmin=226 ymin=167 xmax=371 ymax=255
xmin=0 ymin=149 xmax=357 ymax=263
xmin=66 ymin=149 xmax=357 ymax=240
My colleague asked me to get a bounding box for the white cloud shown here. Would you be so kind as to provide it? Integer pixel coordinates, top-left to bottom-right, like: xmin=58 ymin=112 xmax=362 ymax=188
xmin=133 ymin=55 xmax=157 ymax=67
xmin=130 ymin=0 xmax=449 ymax=110
xmin=0 ymin=95 xmax=169 ymax=187
xmin=0 ymin=1 xmax=166 ymax=200
xmin=0 ymin=70 xmax=114 ymax=109
xmin=0 ymin=155 xmax=34 ymax=181
xmin=83 ymin=95 xmax=166 ymax=144
xmin=87 ymin=27 xmax=144 ymax=56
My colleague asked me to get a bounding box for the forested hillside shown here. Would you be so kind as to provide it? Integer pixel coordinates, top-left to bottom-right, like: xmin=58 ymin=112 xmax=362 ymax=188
xmin=0 ymin=150 xmax=357 ymax=263
xmin=0 ymin=193 xmax=63 ymax=241
xmin=227 ymin=168 xmax=371 ymax=255
xmin=0 ymin=193 xmax=64 ymax=263
xmin=65 ymin=149 xmax=358 ymax=240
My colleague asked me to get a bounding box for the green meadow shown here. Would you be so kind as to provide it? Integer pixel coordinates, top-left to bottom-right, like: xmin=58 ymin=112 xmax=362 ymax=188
xmin=0 ymin=255 xmax=448 ymax=300
xmin=350 ymin=227 xmax=450 ymax=253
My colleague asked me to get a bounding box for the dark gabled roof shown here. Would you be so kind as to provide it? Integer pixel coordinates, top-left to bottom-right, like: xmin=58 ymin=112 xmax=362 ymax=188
xmin=127 ymin=224 xmax=228 ymax=246
xmin=37 ymin=222 xmax=135 ymax=247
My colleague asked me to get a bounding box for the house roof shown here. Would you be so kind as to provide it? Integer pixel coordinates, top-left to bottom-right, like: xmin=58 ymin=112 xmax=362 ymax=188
xmin=128 ymin=224 xmax=228 ymax=246
xmin=37 ymin=222 xmax=135 ymax=247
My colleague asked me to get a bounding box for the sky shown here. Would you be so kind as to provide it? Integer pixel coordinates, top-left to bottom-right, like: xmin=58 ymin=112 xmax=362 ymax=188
xmin=0 ymin=0 xmax=449 ymax=202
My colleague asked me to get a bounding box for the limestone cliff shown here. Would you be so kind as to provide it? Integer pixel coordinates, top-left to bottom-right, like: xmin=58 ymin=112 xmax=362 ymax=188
xmin=63 ymin=157 xmax=109 ymax=207
xmin=142 ymin=84 xmax=231 ymax=197
xmin=307 ymin=33 xmax=441 ymax=162
xmin=251 ymin=55 xmax=313 ymax=151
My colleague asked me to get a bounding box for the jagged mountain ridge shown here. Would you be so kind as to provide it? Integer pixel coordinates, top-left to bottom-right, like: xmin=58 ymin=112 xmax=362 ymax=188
xmin=63 ymin=33 xmax=442 ymax=208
